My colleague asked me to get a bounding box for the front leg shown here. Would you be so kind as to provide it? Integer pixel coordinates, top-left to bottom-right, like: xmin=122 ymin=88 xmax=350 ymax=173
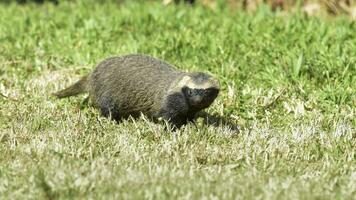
xmin=156 ymin=109 xmax=187 ymax=129
xmin=157 ymin=92 xmax=189 ymax=128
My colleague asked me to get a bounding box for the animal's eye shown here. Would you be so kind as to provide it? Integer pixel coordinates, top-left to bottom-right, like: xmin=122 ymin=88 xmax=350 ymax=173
xmin=188 ymin=89 xmax=193 ymax=96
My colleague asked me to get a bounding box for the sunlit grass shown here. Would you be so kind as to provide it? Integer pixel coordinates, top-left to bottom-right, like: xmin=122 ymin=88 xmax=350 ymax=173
xmin=0 ymin=1 xmax=355 ymax=199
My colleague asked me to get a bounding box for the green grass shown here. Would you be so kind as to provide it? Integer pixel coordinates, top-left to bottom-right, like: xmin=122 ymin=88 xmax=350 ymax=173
xmin=0 ymin=1 xmax=355 ymax=199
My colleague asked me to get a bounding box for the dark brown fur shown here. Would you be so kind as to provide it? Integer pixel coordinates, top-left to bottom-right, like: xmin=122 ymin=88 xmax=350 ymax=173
xmin=54 ymin=54 xmax=219 ymax=127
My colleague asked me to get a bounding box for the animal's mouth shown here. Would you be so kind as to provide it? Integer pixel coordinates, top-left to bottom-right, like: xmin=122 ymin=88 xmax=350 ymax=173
xmin=191 ymin=88 xmax=219 ymax=109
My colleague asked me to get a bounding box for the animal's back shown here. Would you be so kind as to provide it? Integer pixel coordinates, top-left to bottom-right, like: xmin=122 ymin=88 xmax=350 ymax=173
xmin=88 ymin=54 xmax=185 ymax=118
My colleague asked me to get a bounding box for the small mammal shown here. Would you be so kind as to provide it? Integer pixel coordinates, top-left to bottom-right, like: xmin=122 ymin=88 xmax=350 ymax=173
xmin=54 ymin=54 xmax=219 ymax=128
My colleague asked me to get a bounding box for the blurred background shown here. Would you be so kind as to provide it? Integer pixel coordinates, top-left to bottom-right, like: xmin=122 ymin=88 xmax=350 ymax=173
xmin=2 ymin=0 xmax=356 ymax=20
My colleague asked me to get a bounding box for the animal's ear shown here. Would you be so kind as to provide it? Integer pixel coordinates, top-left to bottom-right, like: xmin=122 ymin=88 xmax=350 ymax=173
xmin=181 ymin=86 xmax=190 ymax=97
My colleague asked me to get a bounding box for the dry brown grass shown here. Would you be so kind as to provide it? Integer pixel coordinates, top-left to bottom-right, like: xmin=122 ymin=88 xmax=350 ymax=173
xmin=166 ymin=0 xmax=356 ymax=19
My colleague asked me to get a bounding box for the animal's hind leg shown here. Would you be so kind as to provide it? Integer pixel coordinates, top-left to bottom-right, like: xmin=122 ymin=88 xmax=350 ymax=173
xmin=100 ymin=107 xmax=120 ymax=121
xmin=97 ymin=97 xmax=121 ymax=122
xmin=80 ymin=96 xmax=90 ymax=109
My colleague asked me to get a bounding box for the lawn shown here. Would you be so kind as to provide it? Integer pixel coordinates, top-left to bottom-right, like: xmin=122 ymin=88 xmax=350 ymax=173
xmin=0 ymin=0 xmax=355 ymax=199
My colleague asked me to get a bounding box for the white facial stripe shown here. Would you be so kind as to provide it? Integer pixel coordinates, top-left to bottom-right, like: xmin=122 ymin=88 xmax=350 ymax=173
xmin=186 ymin=81 xmax=217 ymax=89
xmin=176 ymin=75 xmax=191 ymax=88
xmin=175 ymin=75 xmax=219 ymax=91
xmin=186 ymin=78 xmax=220 ymax=90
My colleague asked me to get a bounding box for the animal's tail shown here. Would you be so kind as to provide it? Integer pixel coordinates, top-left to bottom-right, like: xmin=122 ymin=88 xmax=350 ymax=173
xmin=53 ymin=76 xmax=89 ymax=98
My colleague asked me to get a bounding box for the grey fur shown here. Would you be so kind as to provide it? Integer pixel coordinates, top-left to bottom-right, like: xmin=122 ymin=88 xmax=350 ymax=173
xmin=54 ymin=54 xmax=219 ymax=128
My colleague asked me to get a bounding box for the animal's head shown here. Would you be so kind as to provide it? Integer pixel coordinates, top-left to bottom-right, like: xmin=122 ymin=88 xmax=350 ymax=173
xmin=180 ymin=72 xmax=220 ymax=109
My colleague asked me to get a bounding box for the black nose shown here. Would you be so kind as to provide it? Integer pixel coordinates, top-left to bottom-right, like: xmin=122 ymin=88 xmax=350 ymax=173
xmin=207 ymin=88 xmax=219 ymax=98
xmin=200 ymin=88 xmax=219 ymax=107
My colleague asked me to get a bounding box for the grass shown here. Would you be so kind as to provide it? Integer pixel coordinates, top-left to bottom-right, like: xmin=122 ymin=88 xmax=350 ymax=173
xmin=0 ymin=1 xmax=355 ymax=199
